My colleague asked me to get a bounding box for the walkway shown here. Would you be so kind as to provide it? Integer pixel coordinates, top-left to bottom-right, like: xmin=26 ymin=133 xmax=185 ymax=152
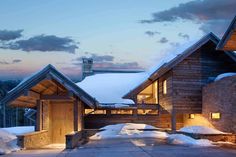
xmin=3 ymin=138 xmax=236 ymax=157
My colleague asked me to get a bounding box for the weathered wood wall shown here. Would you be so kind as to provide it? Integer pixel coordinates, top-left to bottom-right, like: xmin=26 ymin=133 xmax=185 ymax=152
xmin=172 ymin=41 xmax=236 ymax=113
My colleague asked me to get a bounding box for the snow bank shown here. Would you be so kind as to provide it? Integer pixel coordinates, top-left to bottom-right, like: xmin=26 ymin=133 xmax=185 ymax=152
xmin=2 ymin=126 xmax=35 ymax=136
xmin=90 ymin=123 xmax=216 ymax=147
xmin=0 ymin=126 xmax=34 ymax=155
xmin=90 ymin=123 xmax=168 ymax=140
xmin=215 ymin=73 xmax=236 ymax=81
xmin=0 ymin=129 xmax=19 ymax=155
xmin=180 ymin=126 xmax=225 ymax=134
xmin=167 ymin=134 xmax=213 ymax=147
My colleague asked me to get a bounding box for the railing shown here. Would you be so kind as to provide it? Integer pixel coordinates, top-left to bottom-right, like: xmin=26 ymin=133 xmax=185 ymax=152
xmin=84 ymin=103 xmax=170 ymax=116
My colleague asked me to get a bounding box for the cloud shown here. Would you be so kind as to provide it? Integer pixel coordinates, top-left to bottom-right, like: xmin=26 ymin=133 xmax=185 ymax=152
xmin=158 ymin=37 xmax=168 ymax=43
xmin=178 ymin=33 xmax=190 ymax=40
xmin=140 ymin=0 xmax=236 ymax=35
xmin=74 ymin=53 xmax=114 ymax=63
xmin=145 ymin=31 xmax=160 ymax=37
xmin=170 ymin=42 xmax=180 ymax=47
xmin=199 ymin=20 xmax=231 ymax=36
xmin=0 ymin=59 xmax=22 ymax=65
xmin=72 ymin=53 xmax=143 ymax=70
xmin=12 ymin=59 xmax=22 ymax=63
xmin=92 ymin=62 xmax=142 ymax=69
xmin=1 ymin=34 xmax=78 ymax=53
xmin=0 ymin=29 xmax=23 ymax=41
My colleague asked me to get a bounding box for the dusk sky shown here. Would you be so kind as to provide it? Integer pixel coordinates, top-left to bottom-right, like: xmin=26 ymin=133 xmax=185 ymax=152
xmin=0 ymin=0 xmax=235 ymax=80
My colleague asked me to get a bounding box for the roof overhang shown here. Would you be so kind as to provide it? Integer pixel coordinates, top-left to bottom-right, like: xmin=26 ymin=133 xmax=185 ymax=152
xmin=124 ymin=33 xmax=236 ymax=99
xmin=0 ymin=64 xmax=98 ymax=108
xmin=217 ymin=16 xmax=236 ymax=51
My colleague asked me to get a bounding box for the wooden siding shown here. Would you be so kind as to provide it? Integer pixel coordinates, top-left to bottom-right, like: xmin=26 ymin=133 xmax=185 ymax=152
xmin=51 ymin=101 xmax=74 ymax=143
xmin=172 ymin=41 xmax=236 ymax=113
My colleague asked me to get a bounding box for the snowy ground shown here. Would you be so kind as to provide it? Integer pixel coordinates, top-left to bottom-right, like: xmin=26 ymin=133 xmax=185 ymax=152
xmin=179 ymin=126 xmax=225 ymax=134
xmin=0 ymin=126 xmax=34 ymax=155
xmin=90 ymin=123 xmax=222 ymax=147
xmin=90 ymin=123 xmax=168 ymax=140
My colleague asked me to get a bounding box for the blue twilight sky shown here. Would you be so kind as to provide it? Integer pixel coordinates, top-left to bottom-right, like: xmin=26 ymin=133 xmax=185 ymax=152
xmin=0 ymin=0 xmax=235 ymax=80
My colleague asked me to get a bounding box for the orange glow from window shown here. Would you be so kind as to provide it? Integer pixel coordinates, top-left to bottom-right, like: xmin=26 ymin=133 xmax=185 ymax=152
xmin=163 ymin=80 xmax=167 ymax=94
xmin=189 ymin=114 xmax=195 ymax=119
xmin=211 ymin=113 xmax=221 ymax=119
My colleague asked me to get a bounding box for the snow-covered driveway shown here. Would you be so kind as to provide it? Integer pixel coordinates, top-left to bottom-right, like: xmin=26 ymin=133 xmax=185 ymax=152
xmin=3 ymin=138 xmax=236 ymax=157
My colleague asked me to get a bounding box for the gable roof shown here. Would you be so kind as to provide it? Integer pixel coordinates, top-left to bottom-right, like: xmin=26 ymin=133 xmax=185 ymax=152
xmin=217 ymin=15 xmax=236 ymax=51
xmin=0 ymin=64 xmax=98 ymax=108
xmin=123 ymin=33 xmax=236 ymax=99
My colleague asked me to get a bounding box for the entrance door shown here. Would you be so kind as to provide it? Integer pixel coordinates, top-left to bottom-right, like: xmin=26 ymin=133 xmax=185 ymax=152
xmin=51 ymin=102 xmax=73 ymax=143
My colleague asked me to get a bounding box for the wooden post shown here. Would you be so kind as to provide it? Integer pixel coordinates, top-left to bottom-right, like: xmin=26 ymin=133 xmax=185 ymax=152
xmin=80 ymin=100 xmax=84 ymax=130
xmin=36 ymin=100 xmax=42 ymax=131
xmin=171 ymin=109 xmax=176 ymax=132
xmin=73 ymin=98 xmax=79 ymax=132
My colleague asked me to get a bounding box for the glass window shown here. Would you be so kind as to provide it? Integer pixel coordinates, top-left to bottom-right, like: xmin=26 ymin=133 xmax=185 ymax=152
xmin=111 ymin=109 xmax=133 ymax=114
xmin=163 ymin=80 xmax=167 ymax=95
xmin=189 ymin=114 xmax=195 ymax=119
xmin=85 ymin=109 xmax=94 ymax=114
xmin=85 ymin=109 xmax=106 ymax=114
xmin=211 ymin=113 xmax=221 ymax=119
xmin=138 ymin=109 xmax=158 ymax=115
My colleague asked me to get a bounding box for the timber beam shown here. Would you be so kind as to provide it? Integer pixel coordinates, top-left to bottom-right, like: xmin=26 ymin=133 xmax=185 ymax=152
xmin=40 ymin=94 xmax=74 ymax=100
xmin=23 ymin=90 xmax=40 ymax=99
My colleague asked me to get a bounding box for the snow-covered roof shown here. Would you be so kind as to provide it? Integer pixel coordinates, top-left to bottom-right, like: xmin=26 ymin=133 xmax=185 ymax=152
xmin=76 ymin=72 xmax=148 ymax=104
xmin=123 ymin=33 xmax=236 ymax=99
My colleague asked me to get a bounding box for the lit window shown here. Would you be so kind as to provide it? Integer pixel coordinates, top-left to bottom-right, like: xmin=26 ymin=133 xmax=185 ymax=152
xmin=111 ymin=110 xmax=133 ymax=115
xmin=211 ymin=113 xmax=221 ymax=119
xmin=189 ymin=114 xmax=195 ymax=119
xmin=85 ymin=109 xmax=94 ymax=114
xmin=154 ymin=81 xmax=158 ymax=104
xmin=94 ymin=110 xmax=106 ymax=114
xmin=163 ymin=80 xmax=167 ymax=95
xmin=137 ymin=109 xmax=158 ymax=115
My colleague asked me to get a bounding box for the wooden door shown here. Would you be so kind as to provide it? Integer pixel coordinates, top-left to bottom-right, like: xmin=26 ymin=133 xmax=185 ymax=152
xmin=51 ymin=102 xmax=73 ymax=143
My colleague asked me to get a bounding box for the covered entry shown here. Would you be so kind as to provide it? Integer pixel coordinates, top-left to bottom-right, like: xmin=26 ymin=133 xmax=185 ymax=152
xmin=0 ymin=64 xmax=98 ymax=148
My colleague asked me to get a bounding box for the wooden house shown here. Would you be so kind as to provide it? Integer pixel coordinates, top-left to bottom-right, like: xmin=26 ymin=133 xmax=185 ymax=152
xmin=123 ymin=33 xmax=236 ymax=131
xmin=0 ymin=64 xmax=98 ymax=148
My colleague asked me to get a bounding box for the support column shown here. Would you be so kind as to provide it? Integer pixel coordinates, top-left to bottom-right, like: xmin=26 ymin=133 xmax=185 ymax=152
xmin=36 ymin=100 xmax=42 ymax=131
xmin=171 ymin=109 xmax=176 ymax=132
xmin=80 ymin=100 xmax=84 ymax=130
xmin=73 ymin=98 xmax=79 ymax=132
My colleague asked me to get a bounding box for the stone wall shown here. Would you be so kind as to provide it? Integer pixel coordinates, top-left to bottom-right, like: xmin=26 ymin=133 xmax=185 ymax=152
xmin=202 ymin=75 xmax=236 ymax=133
xmin=66 ymin=131 xmax=83 ymax=149
xmin=17 ymin=130 xmax=50 ymax=149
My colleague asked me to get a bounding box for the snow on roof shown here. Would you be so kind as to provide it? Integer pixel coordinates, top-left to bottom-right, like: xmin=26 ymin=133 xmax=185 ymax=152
xmin=214 ymin=72 xmax=236 ymax=82
xmin=76 ymin=72 xmax=148 ymax=104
